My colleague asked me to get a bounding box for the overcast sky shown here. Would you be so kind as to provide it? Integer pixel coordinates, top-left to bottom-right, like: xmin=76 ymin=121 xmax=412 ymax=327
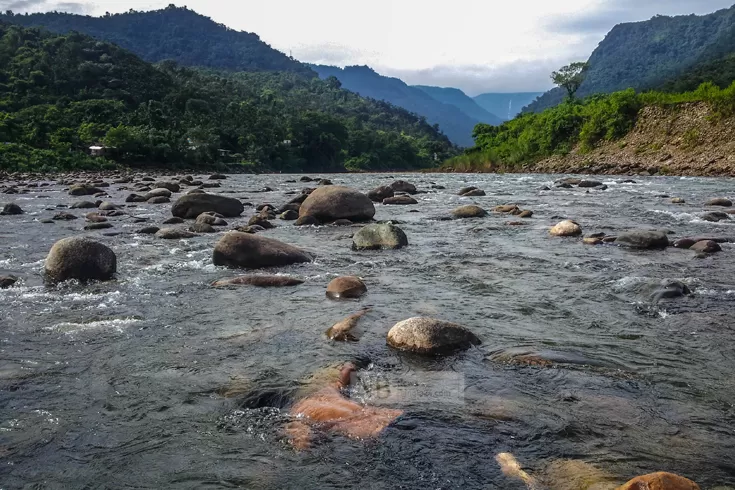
xmin=2 ymin=0 xmax=733 ymax=94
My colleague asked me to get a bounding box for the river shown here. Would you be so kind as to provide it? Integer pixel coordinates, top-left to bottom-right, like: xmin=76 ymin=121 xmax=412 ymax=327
xmin=1 ymin=173 xmax=734 ymax=489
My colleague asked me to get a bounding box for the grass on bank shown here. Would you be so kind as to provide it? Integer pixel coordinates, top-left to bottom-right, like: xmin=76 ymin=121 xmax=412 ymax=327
xmin=441 ymin=81 xmax=735 ymax=172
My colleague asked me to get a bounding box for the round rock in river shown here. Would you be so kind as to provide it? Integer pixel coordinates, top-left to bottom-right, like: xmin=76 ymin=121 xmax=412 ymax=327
xmin=352 ymin=223 xmax=408 ymax=250
xmin=298 ymin=186 xmax=375 ymax=223
xmin=550 ymin=220 xmax=582 ymax=237
xmin=616 ymin=229 xmax=669 ymax=249
xmin=326 ymin=276 xmax=367 ymax=299
xmin=171 ymin=193 xmax=244 ymax=219
xmin=387 ymin=317 xmax=481 ymax=354
xmin=451 ymin=205 xmax=487 ymax=219
xmin=213 ymin=232 xmax=312 ymax=269
xmin=44 ymin=237 xmax=117 ymax=284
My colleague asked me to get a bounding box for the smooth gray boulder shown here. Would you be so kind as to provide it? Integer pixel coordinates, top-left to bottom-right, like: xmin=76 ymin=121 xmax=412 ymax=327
xmin=44 ymin=237 xmax=116 ymax=284
xmin=616 ymin=230 xmax=669 ymax=249
xmin=352 ymin=223 xmax=408 ymax=250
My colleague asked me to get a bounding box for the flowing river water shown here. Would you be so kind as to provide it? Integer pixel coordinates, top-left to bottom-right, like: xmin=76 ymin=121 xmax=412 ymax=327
xmin=1 ymin=173 xmax=734 ymax=489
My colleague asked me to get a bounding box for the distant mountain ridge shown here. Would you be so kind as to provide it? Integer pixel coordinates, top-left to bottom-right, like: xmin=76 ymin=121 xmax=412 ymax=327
xmin=412 ymin=85 xmax=503 ymax=125
xmin=0 ymin=5 xmax=314 ymax=75
xmin=310 ymin=64 xmax=489 ymax=146
xmin=472 ymin=92 xmax=544 ymax=120
xmin=525 ymin=5 xmax=735 ymax=113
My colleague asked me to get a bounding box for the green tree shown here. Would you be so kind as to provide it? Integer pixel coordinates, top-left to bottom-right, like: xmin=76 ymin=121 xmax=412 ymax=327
xmin=551 ymin=62 xmax=589 ymax=101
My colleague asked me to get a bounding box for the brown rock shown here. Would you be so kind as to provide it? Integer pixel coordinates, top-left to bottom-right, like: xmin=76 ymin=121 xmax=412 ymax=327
xmin=212 ymin=232 xmax=312 ymax=269
xmin=690 ymin=240 xmax=721 ymax=253
xmin=44 ymin=237 xmax=116 ymax=284
xmin=326 ymin=309 xmax=370 ymax=341
xmin=452 ymin=205 xmax=487 ymax=219
xmin=326 ymin=276 xmax=367 ymax=299
xmin=617 ymin=472 xmax=699 ymax=490
xmin=212 ymin=275 xmax=304 ymax=287
xmin=299 ymin=186 xmax=375 ymax=223
xmin=494 ymin=205 xmax=519 ymax=213
xmin=383 ymin=195 xmax=418 ymax=205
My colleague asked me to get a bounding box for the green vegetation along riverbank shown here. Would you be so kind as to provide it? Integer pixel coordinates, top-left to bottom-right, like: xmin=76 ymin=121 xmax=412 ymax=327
xmin=441 ymin=82 xmax=735 ymax=176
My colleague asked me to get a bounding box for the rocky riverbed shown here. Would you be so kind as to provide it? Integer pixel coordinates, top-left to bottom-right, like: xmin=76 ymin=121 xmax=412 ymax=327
xmin=1 ymin=172 xmax=734 ymax=489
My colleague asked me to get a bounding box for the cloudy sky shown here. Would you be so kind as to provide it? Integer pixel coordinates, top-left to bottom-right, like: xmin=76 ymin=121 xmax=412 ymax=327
xmin=2 ymin=0 xmax=733 ymax=94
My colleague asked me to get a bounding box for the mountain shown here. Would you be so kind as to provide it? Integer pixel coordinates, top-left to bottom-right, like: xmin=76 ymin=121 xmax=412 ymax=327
xmin=525 ymin=5 xmax=735 ymax=113
xmin=310 ymin=65 xmax=487 ymax=147
xmin=0 ymin=5 xmax=314 ymax=76
xmin=472 ymin=93 xmax=544 ymax=120
xmin=0 ymin=22 xmax=454 ymax=172
xmin=412 ymin=86 xmax=503 ymax=125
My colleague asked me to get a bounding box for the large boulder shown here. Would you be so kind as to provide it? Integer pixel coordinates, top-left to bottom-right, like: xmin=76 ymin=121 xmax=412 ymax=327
xmin=550 ymin=220 xmax=582 ymax=237
xmin=299 ymin=186 xmax=375 ymax=223
xmin=155 ymin=228 xmax=197 ymax=239
xmin=617 ymin=472 xmax=700 ymax=490
xmin=213 ymin=232 xmax=312 ymax=269
xmin=44 ymin=237 xmax=116 ymax=284
xmin=68 ymin=184 xmax=103 ymax=196
xmin=451 ymin=205 xmax=487 ymax=219
xmin=352 ymin=223 xmax=408 ymax=250
xmin=616 ymin=230 xmax=669 ymax=249
xmin=326 ymin=276 xmax=367 ymax=299
xmin=171 ymin=193 xmax=244 ymax=219
xmin=690 ymin=240 xmax=721 ymax=253
xmin=387 ymin=317 xmax=481 ymax=354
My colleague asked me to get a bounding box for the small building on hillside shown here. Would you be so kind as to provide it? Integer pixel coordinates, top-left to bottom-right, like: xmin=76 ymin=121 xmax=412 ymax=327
xmin=89 ymin=145 xmax=108 ymax=157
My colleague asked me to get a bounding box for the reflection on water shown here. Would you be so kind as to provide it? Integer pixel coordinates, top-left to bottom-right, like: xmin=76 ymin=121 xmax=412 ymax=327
xmin=1 ymin=173 xmax=734 ymax=488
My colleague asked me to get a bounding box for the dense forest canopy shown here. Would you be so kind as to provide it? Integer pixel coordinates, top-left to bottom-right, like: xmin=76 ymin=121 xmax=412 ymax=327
xmin=524 ymin=5 xmax=735 ymax=113
xmin=0 ymin=5 xmax=313 ymax=76
xmin=0 ymin=22 xmax=455 ymax=172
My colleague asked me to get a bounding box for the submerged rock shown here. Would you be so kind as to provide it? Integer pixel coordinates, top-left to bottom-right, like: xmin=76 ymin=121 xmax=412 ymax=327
xmin=68 ymin=184 xmax=102 ymax=196
xmin=326 ymin=276 xmax=367 ymax=299
xmin=618 ymin=472 xmax=700 ymax=490
xmin=294 ymin=215 xmax=320 ymax=226
xmin=44 ymin=237 xmax=116 ymax=284
xmin=155 ymin=228 xmax=197 ymax=239
xmin=652 ymin=280 xmax=691 ymax=303
xmin=212 ymin=275 xmax=304 ymax=287
xmin=299 ymin=186 xmax=375 ymax=222
xmin=382 ymin=195 xmax=418 ymax=205
xmin=550 ymin=220 xmax=582 ymax=237
xmin=352 ymin=223 xmax=408 ymax=250
xmin=171 ymin=193 xmax=244 ymax=219
xmin=701 ymin=211 xmax=729 ymax=222
xmin=0 ymin=275 xmax=18 ymax=288
xmin=326 ymin=309 xmax=370 ymax=341
xmin=460 ymin=188 xmax=486 ymax=197
xmin=616 ymin=230 xmax=669 ymax=249
xmin=213 ymin=232 xmax=312 ymax=269
xmin=387 ymin=317 xmax=481 ymax=354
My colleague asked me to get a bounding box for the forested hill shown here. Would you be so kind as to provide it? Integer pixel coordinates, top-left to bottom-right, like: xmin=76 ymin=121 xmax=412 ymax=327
xmin=525 ymin=5 xmax=735 ymax=113
xmin=311 ymin=64 xmax=484 ymax=147
xmin=412 ymin=86 xmax=503 ymax=125
xmin=0 ymin=23 xmax=455 ymax=172
xmin=0 ymin=5 xmax=313 ymax=76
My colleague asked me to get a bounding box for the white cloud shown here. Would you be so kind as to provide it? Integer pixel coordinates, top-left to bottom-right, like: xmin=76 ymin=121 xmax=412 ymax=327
xmin=2 ymin=0 xmax=732 ymax=93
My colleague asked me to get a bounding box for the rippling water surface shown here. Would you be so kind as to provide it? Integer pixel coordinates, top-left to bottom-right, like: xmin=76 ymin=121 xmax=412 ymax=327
xmin=1 ymin=173 xmax=735 ymax=489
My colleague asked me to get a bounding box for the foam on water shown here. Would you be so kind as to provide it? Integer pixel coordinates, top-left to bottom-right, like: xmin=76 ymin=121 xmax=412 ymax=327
xmin=46 ymin=317 xmax=140 ymax=334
